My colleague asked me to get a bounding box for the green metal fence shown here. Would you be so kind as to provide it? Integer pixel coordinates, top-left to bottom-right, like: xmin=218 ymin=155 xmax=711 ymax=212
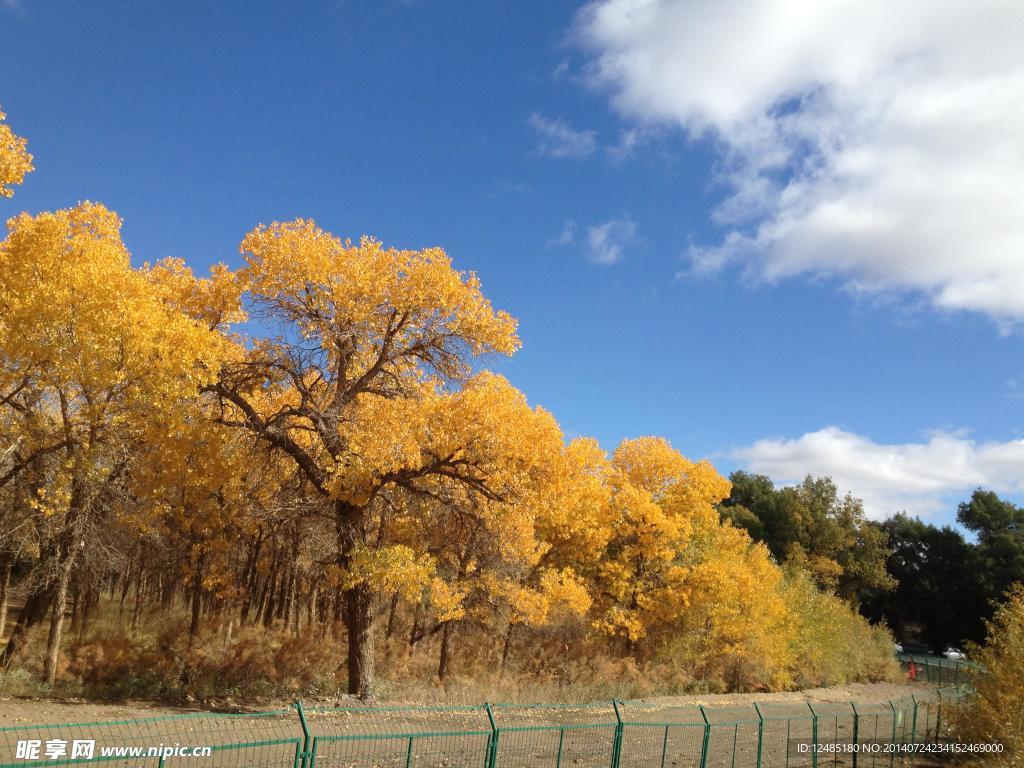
xmin=0 ymin=688 xmax=965 ymax=768
xmin=895 ymin=653 xmax=971 ymax=687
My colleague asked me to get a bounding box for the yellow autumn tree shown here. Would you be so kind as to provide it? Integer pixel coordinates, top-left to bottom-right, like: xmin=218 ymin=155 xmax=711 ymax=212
xmin=0 ymin=106 xmax=33 ymax=197
xmin=666 ymin=515 xmax=794 ymax=691
xmin=129 ymin=408 xmax=285 ymax=649
xmin=594 ymin=437 xmax=732 ymax=651
xmin=0 ymin=203 xmax=229 ymax=682
xmin=375 ymin=378 xmax=598 ymax=679
xmin=204 ymin=220 xmax=526 ymax=698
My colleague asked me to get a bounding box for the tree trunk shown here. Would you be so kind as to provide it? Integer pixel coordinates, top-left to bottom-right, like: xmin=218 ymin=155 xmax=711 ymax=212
xmin=44 ymin=548 xmax=76 ymax=685
xmin=336 ymin=499 xmax=374 ymax=699
xmin=408 ymin=601 xmax=422 ymax=650
xmin=69 ymin=587 xmax=81 ymax=637
xmin=275 ymin=564 xmax=291 ymax=621
xmin=437 ymin=621 xmax=453 ymax=681
xmin=344 ymin=582 xmax=375 ymax=699
xmin=500 ymin=621 xmax=515 ymax=670
xmin=0 ymin=558 xmax=12 ymax=639
xmin=118 ymin=565 xmax=131 ymax=619
xmin=261 ymin=550 xmax=279 ymax=628
xmin=131 ymin=574 xmax=145 ymax=630
xmin=239 ymin=535 xmax=263 ymax=625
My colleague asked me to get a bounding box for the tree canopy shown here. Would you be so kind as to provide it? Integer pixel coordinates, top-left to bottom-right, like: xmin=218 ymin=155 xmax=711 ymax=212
xmin=0 ymin=102 xmax=906 ymax=700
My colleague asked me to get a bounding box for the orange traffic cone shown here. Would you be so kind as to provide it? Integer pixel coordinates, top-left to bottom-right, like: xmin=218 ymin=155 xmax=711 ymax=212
xmin=908 ymin=660 xmax=917 ymax=680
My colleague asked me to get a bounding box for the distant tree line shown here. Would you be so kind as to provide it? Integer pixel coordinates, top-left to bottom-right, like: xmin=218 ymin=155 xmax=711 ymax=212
xmin=719 ymin=474 xmax=1024 ymax=652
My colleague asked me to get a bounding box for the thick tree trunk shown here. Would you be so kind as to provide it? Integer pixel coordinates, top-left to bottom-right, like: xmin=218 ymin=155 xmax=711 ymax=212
xmin=44 ymin=549 xmax=76 ymax=685
xmin=336 ymin=499 xmax=374 ymax=699
xmin=344 ymin=582 xmax=375 ymax=699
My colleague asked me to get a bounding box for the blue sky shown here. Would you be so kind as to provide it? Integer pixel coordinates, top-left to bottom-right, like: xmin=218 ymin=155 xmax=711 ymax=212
xmin=3 ymin=0 xmax=1024 ymax=524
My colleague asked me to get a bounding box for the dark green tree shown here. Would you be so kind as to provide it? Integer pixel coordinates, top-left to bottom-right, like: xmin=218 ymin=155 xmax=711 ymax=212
xmin=958 ymin=490 xmax=1024 ymax=604
xmin=861 ymin=514 xmax=986 ymax=649
xmin=720 ymin=473 xmax=894 ymax=606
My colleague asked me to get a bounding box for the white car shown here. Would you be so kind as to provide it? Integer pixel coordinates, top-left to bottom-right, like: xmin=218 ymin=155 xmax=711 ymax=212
xmin=894 ymin=643 xmax=903 ymax=654
xmin=943 ymin=647 xmax=966 ymax=661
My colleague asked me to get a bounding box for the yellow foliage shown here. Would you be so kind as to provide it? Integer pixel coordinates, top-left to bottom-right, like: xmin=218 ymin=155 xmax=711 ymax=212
xmin=144 ymin=258 xmax=247 ymax=331
xmin=0 ymin=106 xmax=33 ymax=197
xmin=954 ymin=584 xmax=1024 ymax=764
xmin=239 ymin=221 xmax=519 ymax=374
xmin=429 ymin=578 xmax=468 ymax=622
xmin=594 ymin=437 xmax=733 ymax=643
xmin=0 ymin=204 xmax=233 ymax=531
xmin=343 ymin=544 xmax=436 ymax=601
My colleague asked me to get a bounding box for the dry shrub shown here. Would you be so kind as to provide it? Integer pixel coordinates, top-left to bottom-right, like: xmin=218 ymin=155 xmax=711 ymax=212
xmin=68 ymin=621 xmax=341 ymax=700
xmin=67 ymin=624 xmax=179 ymax=699
xmin=783 ymin=572 xmax=899 ymax=689
xmin=953 ymin=584 xmax=1024 ymax=766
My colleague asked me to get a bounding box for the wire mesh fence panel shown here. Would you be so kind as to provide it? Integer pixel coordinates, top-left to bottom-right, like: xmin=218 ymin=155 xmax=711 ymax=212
xmin=758 ymin=705 xmax=816 ymax=768
xmin=617 ymin=702 xmax=706 ymax=768
xmin=897 ymin=655 xmax=969 ymax=685
xmin=850 ymin=703 xmax=899 ymax=768
xmin=0 ymin=690 xmax=968 ymax=768
xmin=702 ymin=707 xmax=760 ymax=768
xmin=303 ymin=704 xmax=492 ymax=768
xmin=0 ymin=709 xmax=303 ymax=768
xmin=889 ymin=698 xmax=914 ymax=747
xmin=813 ymin=703 xmax=858 ymax=768
xmin=489 ymin=702 xmax=618 ymax=768
xmin=912 ymin=698 xmax=937 ymax=745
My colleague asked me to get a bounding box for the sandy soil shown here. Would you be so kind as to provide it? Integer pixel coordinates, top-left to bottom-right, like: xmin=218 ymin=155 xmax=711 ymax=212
xmin=0 ymin=680 xmax=934 ymax=726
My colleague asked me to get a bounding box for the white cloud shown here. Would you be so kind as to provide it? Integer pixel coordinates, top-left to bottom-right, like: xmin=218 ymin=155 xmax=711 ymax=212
xmin=587 ymin=217 xmax=635 ymax=264
xmin=732 ymin=426 xmax=1024 ymax=520
xmin=529 ymin=113 xmax=598 ymax=159
xmin=577 ymin=0 xmax=1024 ymax=323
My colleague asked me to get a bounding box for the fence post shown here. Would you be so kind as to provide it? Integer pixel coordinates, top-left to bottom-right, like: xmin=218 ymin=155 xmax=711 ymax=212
xmin=753 ymin=702 xmax=765 ymax=768
xmin=611 ymin=699 xmax=625 ymax=768
xmin=699 ymin=705 xmax=711 ymax=768
xmin=935 ymin=690 xmax=943 ymax=743
xmin=295 ymin=701 xmax=312 ymax=768
xmin=485 ymin=702 xmax=499 ymax=768
xmin=807 ymin=702 xmax=818 ymax=768
xmin=909 ymin=695 xmax=917 ymax=747
xmin=851 ymin=702 xmax=859 ymax=768
xmin=888 ymin=700 xmax=898 ymax=768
